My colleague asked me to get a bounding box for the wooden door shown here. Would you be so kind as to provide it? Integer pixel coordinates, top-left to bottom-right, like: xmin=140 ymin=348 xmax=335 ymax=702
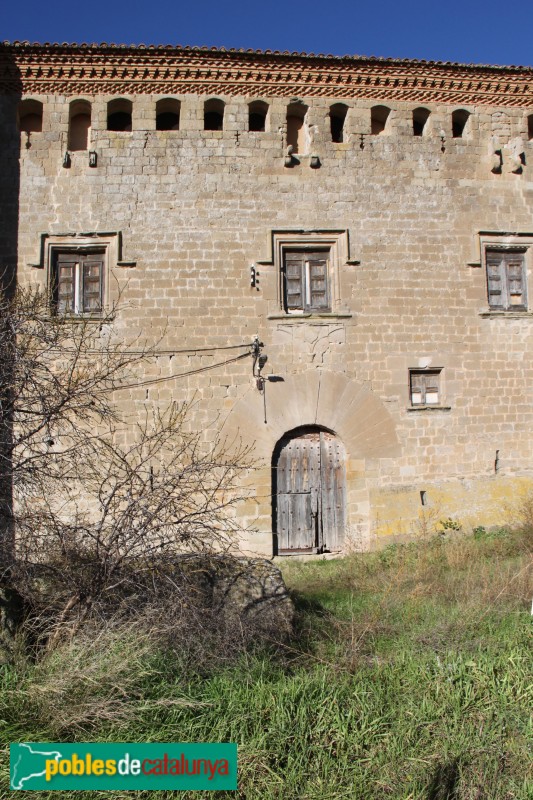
xmin=319 ymin=433 xmax=346 ymax=552
xmin=275 ymin=430 xmax=346 ymax=553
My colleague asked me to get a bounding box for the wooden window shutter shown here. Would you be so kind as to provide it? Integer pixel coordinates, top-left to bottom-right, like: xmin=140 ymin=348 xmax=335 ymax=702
xmin=283 ymin=250 xmax=330 ymax=312
xmin=424 ymin=374 xmax=439 ymax=404
xmin=486 ymin=251 xmax=504 ymax=308
xmin=486 ymin=249 xmax=526 ymax=310
xmin=504 ymin=253 xmax=525 ymax=307
xmin=82 ymin=254 xmax=104 ymax=312
xmin=55 ymin=252 xmax=76 ymax=313
xmin=410 ymin=372 xmax=424 ymax=404
xmin=410 ymin=370 xmax=441 ymax=405
xmin=53 ymin=250 xmax=104 ymax=314
xmin=284 ymin=252 xmax=304 ymax=310
xmin=308 ymin=256 xmax=329 ymax=310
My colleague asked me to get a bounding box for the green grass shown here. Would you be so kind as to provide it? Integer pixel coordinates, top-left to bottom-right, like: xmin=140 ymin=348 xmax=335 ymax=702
xmin=1 ymin=528 xmax=531 ymax=799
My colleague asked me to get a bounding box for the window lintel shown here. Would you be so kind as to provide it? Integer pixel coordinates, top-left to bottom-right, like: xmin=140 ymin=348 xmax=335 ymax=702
xmin=29 ymin=231 xmax=129 ymax=270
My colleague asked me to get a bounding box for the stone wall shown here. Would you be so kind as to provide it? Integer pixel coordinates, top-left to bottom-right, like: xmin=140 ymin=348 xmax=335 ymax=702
xmin=2 ymin=45 xmax=533 ymax=555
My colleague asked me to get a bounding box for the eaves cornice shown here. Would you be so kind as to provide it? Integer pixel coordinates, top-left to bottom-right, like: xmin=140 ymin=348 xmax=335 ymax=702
xmin=1 ymin=42 xmax=532 ymax=106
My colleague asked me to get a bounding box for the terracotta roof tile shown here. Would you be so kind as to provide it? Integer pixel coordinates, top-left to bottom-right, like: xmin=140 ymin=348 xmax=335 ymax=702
xmin=2 ymin=40 xmax=532 ymax=72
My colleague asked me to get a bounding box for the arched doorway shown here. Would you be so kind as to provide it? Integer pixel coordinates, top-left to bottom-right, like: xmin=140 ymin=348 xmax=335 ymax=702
xmin=273 ymin=427 xmax=346 ymax=554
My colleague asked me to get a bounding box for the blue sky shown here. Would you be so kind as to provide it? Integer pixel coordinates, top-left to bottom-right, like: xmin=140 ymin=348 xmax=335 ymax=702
xmin=3 ymin=0 xmax=533 ymax=68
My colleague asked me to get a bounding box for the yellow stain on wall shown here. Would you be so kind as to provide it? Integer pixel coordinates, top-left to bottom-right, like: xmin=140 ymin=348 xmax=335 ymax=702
xmin=370 ymin=476 xmax=533 ymax=539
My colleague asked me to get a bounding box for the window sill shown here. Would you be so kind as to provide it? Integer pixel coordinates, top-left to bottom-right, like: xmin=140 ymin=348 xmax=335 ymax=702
xmin=479 ymin=310 xmax=533 ymax=318
xmin=49 ymin=314 xmax=111 ymax=324
xmin=268 ymin=311 xmax=353 ymax=321
xmin=406 ymin=405 xmax=451 ymax=412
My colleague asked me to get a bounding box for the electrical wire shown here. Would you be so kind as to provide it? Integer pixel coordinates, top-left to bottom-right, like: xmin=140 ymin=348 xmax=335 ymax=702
xmin=51 ymin=342 xmax=252 ymax=356
xmin=116 ymin=351 xmax=250 ymax=391
xmin=139 ymin=343 xmax=250 ymax=355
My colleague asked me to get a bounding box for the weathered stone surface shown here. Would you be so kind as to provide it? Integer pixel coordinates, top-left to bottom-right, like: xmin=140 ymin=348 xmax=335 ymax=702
xmin=176 ymin=555 xmax=294 ymax=639
xmin=211 ymin=557 xmax=294 ymax=637
xmin=1 ymin=44 xmax=533 ymax=556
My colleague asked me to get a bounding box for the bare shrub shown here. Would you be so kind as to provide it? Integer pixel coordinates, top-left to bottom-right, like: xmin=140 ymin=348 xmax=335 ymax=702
xmin=13 ymin=402 xmax=251 ymax=632
xmin=0 ymin=286 xmax=255 ymax=646
xmin=409 ymin=504 xmax=443 ymax=538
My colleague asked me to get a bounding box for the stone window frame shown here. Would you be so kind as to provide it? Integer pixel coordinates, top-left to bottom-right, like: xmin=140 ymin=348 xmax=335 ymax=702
xmin=408 ymin=368 xmax=445 ymax=409
xmin=474 ymin=232 xmax=533 ymax=318
xmin=40 ymin=233 xmax=122 ymax=319
xmin=261 ymin=230 xmax=355 ymax=319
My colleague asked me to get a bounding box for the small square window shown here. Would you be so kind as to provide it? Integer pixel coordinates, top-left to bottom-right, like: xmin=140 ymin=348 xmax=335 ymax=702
xmin=485 ymin=248 xmax=527 ymax=311
xmin=409 ymin=369 xmax=442 ymax=407
xmin=52 ymin=249 xmax=105 ymax=315
xmin=283 ymin=250 xmax=330 ymax=313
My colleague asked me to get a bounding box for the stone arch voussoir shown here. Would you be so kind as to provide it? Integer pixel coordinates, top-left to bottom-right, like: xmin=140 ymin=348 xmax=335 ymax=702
xmin=220 ymin=369 xmax=400 ymax=463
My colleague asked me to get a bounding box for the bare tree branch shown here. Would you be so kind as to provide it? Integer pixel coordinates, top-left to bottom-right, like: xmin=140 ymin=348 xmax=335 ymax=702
xmin=0 ymin=285 xmax=254 ymax=638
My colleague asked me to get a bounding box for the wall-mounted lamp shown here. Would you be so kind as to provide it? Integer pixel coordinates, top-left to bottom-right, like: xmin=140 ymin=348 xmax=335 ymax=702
xmin=62 ymin=151 xmax=71 ymax=168
xmin=89 ymin=150 xmax=98 ymax=168
xmin=251 ymin=336 xmax=268 ymax=384
xmin=250 ymin=264 xmax=257 ymax=287
xmin=251 ymin=336 xmax=270 ymax=423
xmin=251 ymin=336 xmax=264 ymax=374
xmin=310 ymin=155 xmax=321 ymax=169
xmin=255 ymin=355 xmax=268 ymax=391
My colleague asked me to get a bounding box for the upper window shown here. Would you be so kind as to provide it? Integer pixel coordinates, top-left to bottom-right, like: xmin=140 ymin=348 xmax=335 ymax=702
xmin=248 ymin=101 xmax=268 ymax=132
xmin=107 ymin=99 xmax=132 ymax=132
xmin=412 ymin=107 xmax=430 ymax=136
xmin=156 ymin=98 xmax=180 ymax=131
xmin=68 ymin=100 xmax=91 ymax=151
xmin=265 ymin=230 xmax=350 ymax=318
xmin=18 ymin=99 xmax=43 ymax=133
xmin=283 ymin=250 xmax=330 ymax=313
xmin=409 ymin=369 xmax=442 ymax=406
xmin=485 ymin=248 xmax=527 ymax=311
xmin=204 ymin=98 xmax=224 ymax=131
xmin=53 ymin=249 xmax=105 ymax=315
xmin=452 ymin=109 xmax=470 ymax=138
xmin=330 ymin=103 xmax=348 ymax=143
xmin=371 ymin=105 xmax=391 ymax=135
xmin=286 ymin=102 xmax=309 ymax=153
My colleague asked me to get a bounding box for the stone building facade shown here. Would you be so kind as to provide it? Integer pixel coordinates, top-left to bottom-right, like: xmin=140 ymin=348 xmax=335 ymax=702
xmin=1 ymin=42 xmax=533 ymax=556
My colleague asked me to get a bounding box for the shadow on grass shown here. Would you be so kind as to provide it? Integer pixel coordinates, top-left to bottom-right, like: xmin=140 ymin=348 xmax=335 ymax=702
xmin=427 ymin=759 xmax=460 ymax=800
xmin=278 ymin=589 xmax=340 ymax=668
